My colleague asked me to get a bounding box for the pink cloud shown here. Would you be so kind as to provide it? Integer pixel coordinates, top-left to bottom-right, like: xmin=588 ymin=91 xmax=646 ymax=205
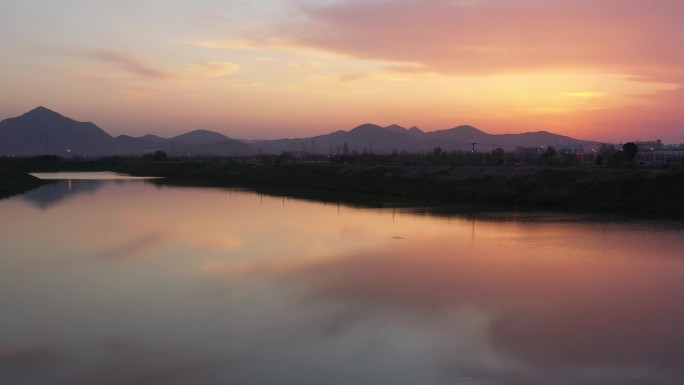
xmin=261 ymin=0 xmax=684 ymax=81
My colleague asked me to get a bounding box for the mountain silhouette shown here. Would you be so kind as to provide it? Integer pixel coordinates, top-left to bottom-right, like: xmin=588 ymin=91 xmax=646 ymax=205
xmin=0 ymin=107 xmax=114 ymax=156
xmin=422 ymin=126 xmax=595 ymax=150
xmin=0 ymin=107 xmax=255 ymax=156
xmin=114 ymin=135 xmax=168 ymax=154
xmin=385 ymin=124 xmax=425 ymax=139
xmin=173 ymin=129 xmax=230 ymax=145
xmin=0 ymin=107 xmax=597 ymax=156
xmin=325 ymin=123 xmax=418 ymax=152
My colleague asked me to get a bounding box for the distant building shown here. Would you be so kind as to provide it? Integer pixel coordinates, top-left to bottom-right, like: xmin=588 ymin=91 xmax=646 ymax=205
xmin=599 ymin=143 xmax=617 ymax=154
xmin=555 ymin=144 xmax=584 ymax=154
xmin=632 ymin=139 xmax=684 ymax=167
xmin=635 ymin=140 xmax=664 ymax=152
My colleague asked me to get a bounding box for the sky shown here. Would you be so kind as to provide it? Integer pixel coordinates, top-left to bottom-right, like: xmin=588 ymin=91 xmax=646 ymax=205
xmin=1 ymin=0 xmax=683 ymax=142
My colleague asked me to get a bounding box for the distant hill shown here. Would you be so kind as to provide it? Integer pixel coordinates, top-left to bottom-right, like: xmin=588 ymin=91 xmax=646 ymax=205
xmin=0 ymin=107 xmax=114 ymax=156
xmin=385 ymin=124 xmax=425 ymax=139
xmin=172 ymin=129 xmax=229 ymax=145
xmin=250 ymin=124 xmax=423 ymax=154
xmin=312 ymin=123 xmax=419 ymax=153
xmin=0 ymin=107 xmax=598 ymax=157
xmin=0 ymin=107 xmax=255 ymax=156
xmin=421 ymin=126 xmax=596 ymax=152
xmin=114 ymin=130 xmax=253 ymax=156
xmin=249 ymin=123 xmax=596 ymax=155
xmin=114 ymin=135 xmax=168 ymax=155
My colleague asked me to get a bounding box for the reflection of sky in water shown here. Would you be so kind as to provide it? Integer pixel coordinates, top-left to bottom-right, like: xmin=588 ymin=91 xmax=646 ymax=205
xmin=2 ymin=175 xmax=684 ymax=384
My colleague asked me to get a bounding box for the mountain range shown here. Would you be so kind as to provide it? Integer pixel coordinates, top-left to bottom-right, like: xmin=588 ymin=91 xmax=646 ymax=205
xmin=0 ymin=107 xmax=597 ymax=157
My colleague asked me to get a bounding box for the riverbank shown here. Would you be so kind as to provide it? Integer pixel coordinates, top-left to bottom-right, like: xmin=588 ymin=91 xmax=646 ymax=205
xmin=132 ymin=163 xmax=684 ymax=217
xmin=7 ymin=160 xmax=684 ymax=218
xmin=0 ymin=169 xmax=52 ymax=199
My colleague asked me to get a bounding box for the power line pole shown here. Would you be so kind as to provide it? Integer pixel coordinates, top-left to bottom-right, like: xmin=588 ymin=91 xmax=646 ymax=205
xmin=471 ymin=142 xmax=477 ymax=161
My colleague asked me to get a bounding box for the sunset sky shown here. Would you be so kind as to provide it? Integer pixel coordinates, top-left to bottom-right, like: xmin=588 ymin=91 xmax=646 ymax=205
xmin=1 ymin=0 xmax=683 ymax=142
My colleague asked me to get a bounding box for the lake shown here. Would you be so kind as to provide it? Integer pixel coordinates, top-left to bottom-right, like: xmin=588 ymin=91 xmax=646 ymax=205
xmin=2 ymin=172 xmax=684 ymax=385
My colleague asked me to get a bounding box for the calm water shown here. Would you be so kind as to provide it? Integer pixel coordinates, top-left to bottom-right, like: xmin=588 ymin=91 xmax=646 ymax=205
xmin=2 ymin=173 xmax=684 ymax=385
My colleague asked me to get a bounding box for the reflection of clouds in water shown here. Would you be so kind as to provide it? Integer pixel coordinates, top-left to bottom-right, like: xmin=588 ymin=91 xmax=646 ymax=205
xmin=490 ymin=291 xmax=684 ymax=368
xmin=185 ymin=235 xmax=242 ymax=251
xmin=7 ymin=181 xmax=684 ymax=385
xmin=0 ymin=346 xmax=65 ymax=385
xmin=0 ymin=340 xmax=223 ymax=385
xmin=56 ymin=340 xmax=220 ymax=385
xmin=273 ymin=244 xmax=684 ymax=383
xmin=0 ymin=347 xmax=58 ymax=370
xmin=100 ymin=233 xmax=169 ymax=260
xmin=98 ymin=232 xmax=241 ymax=261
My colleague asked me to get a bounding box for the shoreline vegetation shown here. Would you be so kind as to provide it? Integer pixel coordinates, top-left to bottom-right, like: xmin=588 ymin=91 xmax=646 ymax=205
xmin=0 ymin=168 xmax=52 ymax=199
xmin=2 ymin=157 xmax=683 ymax=219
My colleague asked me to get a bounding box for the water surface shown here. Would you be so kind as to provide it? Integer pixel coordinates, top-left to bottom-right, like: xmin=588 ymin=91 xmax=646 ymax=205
xmin=2 ymin=172 xmax=684 ymax=385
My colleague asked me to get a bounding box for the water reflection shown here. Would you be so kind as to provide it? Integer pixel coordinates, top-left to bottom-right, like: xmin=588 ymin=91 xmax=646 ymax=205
xmin=21 ymin=172 xmax=159 ymax=210
xmin=282 ymin=244 xmax=684 ymax=378
xmin=21 ymin=179 xmax=105 ymax=209
xmin=1 ymin=174 xmax=684 ymax=385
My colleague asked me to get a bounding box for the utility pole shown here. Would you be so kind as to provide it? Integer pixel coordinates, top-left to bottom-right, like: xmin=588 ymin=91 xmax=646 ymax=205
xmin=471 ymin=142 xmax=477 ymax=161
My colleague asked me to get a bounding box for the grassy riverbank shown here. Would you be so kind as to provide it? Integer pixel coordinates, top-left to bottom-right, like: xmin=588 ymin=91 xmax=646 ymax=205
xmin=0 ymin=169 xmax=52 ymax=199
xmin=128 ymin=163 xmax=684 ymax=217
xmin=7 ymin=159 xmax=684 ymax=217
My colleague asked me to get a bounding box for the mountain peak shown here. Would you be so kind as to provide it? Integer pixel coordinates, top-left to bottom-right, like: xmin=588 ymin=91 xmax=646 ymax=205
xmin=385 ymin=124 xmax=407 ymax=132
xmin=350 ymin=123 xmax=384 ymax=133
xmin=0 ymin=107 xmax=113 ymax=156
xmin=451 ymin=125 xmax=484 ymax=133
xmin=172 ymin=129 xmax=229 ymax=145
xmin=407 ymin=126 xmax=424 ymax=135
xmin=24 ymin=106 xmax=65 ymax=119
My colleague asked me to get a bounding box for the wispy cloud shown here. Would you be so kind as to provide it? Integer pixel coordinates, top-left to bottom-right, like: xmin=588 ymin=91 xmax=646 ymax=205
xmin=85 ymin=50 xmax=241 ymax=80
xmin=339 ymin=73 xmax=367 ymax=83
xmin=188 ymin=61 xmax=241 ymax=77
xmin=88 ymin=50 xmax=169 ymax=79
xmin=564 ymin=92 xmax=606 ymax=99
xmin=178 ymin=37 xmax=348 ymax=59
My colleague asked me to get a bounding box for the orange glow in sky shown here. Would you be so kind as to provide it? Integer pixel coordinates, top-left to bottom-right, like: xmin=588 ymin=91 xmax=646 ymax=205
xmin=1 ymin=0 xmax=683 ymax=142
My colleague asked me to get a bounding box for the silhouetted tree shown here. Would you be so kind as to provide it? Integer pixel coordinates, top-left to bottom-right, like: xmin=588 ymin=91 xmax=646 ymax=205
xmin=431 ymin=146 xmax=446 ymax=164
xmin=595 ymin=155 xmax=604 ymax=166
xmin=611 ymin=151 xmax=627 ymax=167
xmin=492 ymin=148 xmax=505 ymax=164
xmin=433 ymin=146 xmax=443 ymax=157
xmin=622 ymin=142 xmax=639 ymax=165
xmin=34 ymin=154 xmax=59 ymax=161
xmin=142 ymin=150 xmax=168 ymax=161
xmin=541 ymin=147 xmax=556 ymax=163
